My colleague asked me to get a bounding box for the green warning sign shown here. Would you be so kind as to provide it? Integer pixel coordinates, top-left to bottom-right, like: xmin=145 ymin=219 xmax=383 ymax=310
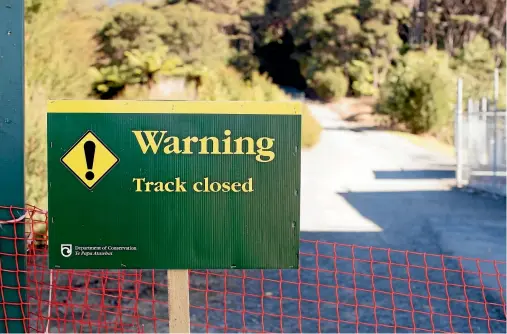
xmin=47 ymin=100 xmax=301 ymax=270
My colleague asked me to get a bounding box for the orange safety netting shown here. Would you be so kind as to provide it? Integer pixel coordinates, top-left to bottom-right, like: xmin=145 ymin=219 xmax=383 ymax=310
xmin=0 ymin=205 xmax=505 ymax=333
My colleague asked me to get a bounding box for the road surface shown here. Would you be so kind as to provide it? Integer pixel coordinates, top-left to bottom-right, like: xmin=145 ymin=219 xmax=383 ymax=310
xmin=301 ymin=103 xmax=505 ymax=259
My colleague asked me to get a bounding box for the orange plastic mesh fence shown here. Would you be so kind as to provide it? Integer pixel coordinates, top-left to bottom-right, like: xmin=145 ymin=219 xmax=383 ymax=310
xmin=0 ymin=205 xmax=505 ymax=333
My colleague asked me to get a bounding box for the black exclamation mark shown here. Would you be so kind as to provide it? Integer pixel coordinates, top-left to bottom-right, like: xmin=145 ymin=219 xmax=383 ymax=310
xmin=84 ymin=141 xmax=96 ymax=180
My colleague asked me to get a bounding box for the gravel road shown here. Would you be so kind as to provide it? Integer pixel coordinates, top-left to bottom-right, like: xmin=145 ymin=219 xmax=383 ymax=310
xmin=31 ymin=103 xmax=505 ymax=333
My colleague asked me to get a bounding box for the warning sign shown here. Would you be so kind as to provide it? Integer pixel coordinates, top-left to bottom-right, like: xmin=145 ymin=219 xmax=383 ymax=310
xmin=61 ymin=130 xmax=119 ymax=190
xmin=48 ymin=100 xmax=301 ymax=270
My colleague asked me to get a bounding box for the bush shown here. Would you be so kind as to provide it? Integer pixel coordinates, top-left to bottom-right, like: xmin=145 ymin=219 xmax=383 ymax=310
xmin=95 ymin=4 xmax=168 ymax=65
xmin=301 ymin=104 xmax=322 ymax=148
xmin=160 ymin=3 xmax=233 ymax=66
xmin=308 ymin=67 xmax=349 ymax=101
xmin=248 ymin=72 xmax=289 ymax=101
xmin=377 ymin=48 xmax=455 ymax=134
xmin=197 ymin=67 xmax=287 ymax=102
xmin=347 ymin=60 xmax=378 ymax=97
xmin=196 ymin=67 xmax=243 ymax=100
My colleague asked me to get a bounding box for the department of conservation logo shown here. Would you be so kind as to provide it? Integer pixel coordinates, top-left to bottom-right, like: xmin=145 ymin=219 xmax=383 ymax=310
xmin=61 ymin=244 xmax=72 ymax=257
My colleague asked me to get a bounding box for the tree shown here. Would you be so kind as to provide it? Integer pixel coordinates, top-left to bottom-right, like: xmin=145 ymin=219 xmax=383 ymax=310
xmin=410 ymin=0 xmax=506 ymax=54
xmin=355 ymin=0 xmax=409 ymax=90
xmin=95 ymin=3 xmax=169 ymax=65
xmin=289 ymin=0 xmax=362 ymax=78
xmin=286 ymin=0 xmax=410 ymax=97
xmin=160 ymin=3 xmax=233 ymax=66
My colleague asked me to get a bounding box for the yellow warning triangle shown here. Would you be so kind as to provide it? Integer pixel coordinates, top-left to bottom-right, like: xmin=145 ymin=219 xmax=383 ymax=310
xmin=61 ymin=130 xmax=119 ymax=190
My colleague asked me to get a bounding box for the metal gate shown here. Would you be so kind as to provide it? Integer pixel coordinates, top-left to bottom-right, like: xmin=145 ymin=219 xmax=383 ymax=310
xmin=455 ymin=75 xmax=507 ymax=196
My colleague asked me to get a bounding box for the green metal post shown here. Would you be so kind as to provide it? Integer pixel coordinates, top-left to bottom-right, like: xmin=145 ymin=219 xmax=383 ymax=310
xmin=0 ymin=1 xmax=27 ymax=333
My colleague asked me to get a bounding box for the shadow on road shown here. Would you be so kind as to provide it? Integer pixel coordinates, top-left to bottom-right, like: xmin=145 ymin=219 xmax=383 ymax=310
xmin=322 ymin=125 xmax=380 ymax=132
xmin=373 ymin=170 xmax=456 ymax=179
xmin=311 ymin=189 xmax=505 ymax=256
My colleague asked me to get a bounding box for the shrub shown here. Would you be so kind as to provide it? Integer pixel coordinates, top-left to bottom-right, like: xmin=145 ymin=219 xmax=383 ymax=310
xmin=197 ymin=67 xmax=287 ymax=102
xmin=196 ymin=67 xmax=243 ymax=101
xmin=301 ymin=104 xmax=322 ymax=148
xmin=95 ymin=4 xmax=168 ymax=65
xmin=308 ymin=67 xmax=349 ymax=101
xmin=347 ymin=60 xmax=377 ymax=97
xmin=377 ymin=48 xmax=455 ymax=134
xmin=160 ymin=3 xmax=233 ymax=66
xmin=248 ymin=72 xmax=289 ymax=101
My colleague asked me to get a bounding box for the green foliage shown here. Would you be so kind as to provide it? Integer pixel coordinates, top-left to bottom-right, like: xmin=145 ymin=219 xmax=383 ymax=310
xmin=229 ymin=50 xmax=260 ymax=78
xmin=160 ymin=3 xmax=233 ymax=66
xmin=25 ymin=0 xmax=44 ymax=21
xmin=95 ymin=4 xmax=169 ymax=65
xmin=89 ymin=65 xmax=132 ymax=98
xmin=197 ymin=67 xmax=286 ymax=101
xmin=25 ymin=0 xmax=66 ymax=23
xmin=124 ymin=46 xmax=190 ymax=84
xmin=290 ymin=0 xmax=362 ymax=77
xmin=91 ymin=46 xmax=191 ymax=98
xmin=196 ymin=67 xmax=247 ymax=100
xmin=378 ymin=48 xmax=456 ymax=134
xmin=452 ymin=36 xmax=503 ymax=103
xmin=355 ymin=0 xmax=405 ymax=90
xmin=301 ymin=104 xmax=322 ymax=148
xmin=459 ymin=36 xmax=496 ymax=74
xmin=26 ymin=4 xmax=97 ymax=98
xmin=186 ymin=0 xmax=265 ymax=15
xmin=347 ymin=60 xmax=376 ymax=96
xmin=95 ymin=2 xmax=234 ymax=70
xmin=308 ymin=67 xmax=349 ymax=101
xmin=289 ymin=0 xmax=408 ymax=91
xmin=418 ymin=0 xmax=505 ymax=53
xmin=249 ymin=72 xmax=289 ymax=101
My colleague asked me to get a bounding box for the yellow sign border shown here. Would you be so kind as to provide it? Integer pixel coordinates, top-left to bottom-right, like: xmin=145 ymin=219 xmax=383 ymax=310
xmin=47 ymin=100 xmax=302 ymax=115
xmin=60 ymin=130 xmax=120 ymax=190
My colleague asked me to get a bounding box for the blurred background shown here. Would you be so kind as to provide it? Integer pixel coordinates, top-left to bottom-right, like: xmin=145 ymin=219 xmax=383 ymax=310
xmin=25 ymin=0 xmax=506 ymax=211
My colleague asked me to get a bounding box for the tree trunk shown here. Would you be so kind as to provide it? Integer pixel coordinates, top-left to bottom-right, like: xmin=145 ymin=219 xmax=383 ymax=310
xmin=421 ymin=0 xmax=429 ymax=51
